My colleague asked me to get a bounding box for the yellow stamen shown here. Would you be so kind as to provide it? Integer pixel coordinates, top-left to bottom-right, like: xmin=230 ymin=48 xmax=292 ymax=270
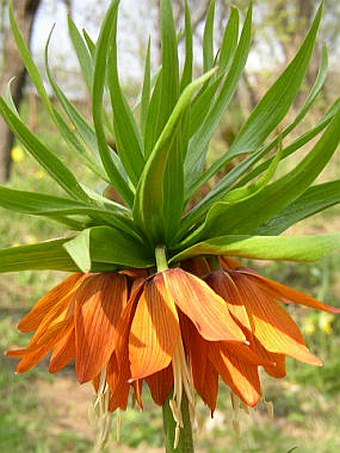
xmin=230 ymin=392 xmax=241 ymax=434
xmin=170 ymin=337 xmax=196 ymax=448
xmin=90 ymin=368 xmax=113 ymax=452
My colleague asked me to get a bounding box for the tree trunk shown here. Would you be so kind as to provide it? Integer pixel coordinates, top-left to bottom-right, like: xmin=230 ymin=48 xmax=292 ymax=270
xmin=0 ymin=0 xmax=41 ymax=182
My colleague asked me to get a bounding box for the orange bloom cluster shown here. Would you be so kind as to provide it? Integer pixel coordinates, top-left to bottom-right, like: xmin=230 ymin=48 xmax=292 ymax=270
xmin=7 ymin=257 xmax=340 ymax=428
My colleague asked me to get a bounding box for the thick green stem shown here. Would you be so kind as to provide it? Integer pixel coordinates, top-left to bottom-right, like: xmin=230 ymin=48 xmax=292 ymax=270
xmin=162 ymin=392 xmax=194 ymax=452
xmin=206 ymin=255 xmax=222 ymax=271
xmin=155 ymin=244 xmax=169 ymax=272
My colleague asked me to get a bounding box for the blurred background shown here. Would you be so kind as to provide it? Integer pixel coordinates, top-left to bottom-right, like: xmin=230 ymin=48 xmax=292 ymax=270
xmin=0 ymin=0 xmax=339 ymax=451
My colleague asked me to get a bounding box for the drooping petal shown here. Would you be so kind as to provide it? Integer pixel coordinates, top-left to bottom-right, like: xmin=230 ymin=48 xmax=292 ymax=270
xmin=107 ymin=352 xmax=131 ymax=411
xmin=75 ymin=273 xmax=129 ymax=383
xmin=147 ymin=364 xmax=174 ymax=406
xmin=8 ymin=319 xmax=73 ymax=373
xmin=180 ymin=257 xmax=211 ymax=278
xmin=205 ymin=271 xmax=252 ymax=332
xmin=209 ymin=342 xmax=262 ymax=407
xmin=220 ymin=257 xmax=243 ymax=270
xmin=179 ymin=313 xmax=218 ymax=413
xmin=18 ymin=273 xmax=85 ymax=332
xmin=232 ymin=271 xmax=323 ymax=366
xmin=49 ymin=328 xmax=76 ymax=373
xmin=129 ymin=274 xmax=180 ymax=380
xmin=164 ymin=268 xmax=245 ymax=342
xmin=108 ymin=289 xmax=142 ymax=412
xmin=239 ymin=267 xmax=340 ymax=314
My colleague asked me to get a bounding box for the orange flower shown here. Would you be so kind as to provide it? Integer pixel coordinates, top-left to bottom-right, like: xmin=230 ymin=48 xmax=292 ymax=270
xmin=112 ymin=267 xmax=268 ymax=434
xmin=8 ymin=257 xmax=339 ymax=445
xmin=205 ymin=257 xmax=340 ymax=380
xmin=7 ymin=272 xmax=130 ymax=396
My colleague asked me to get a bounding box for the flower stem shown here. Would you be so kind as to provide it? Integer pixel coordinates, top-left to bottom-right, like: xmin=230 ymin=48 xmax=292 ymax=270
xmin=155 ymin=245 xmax=169 ymax=272
xmin=206 ymin=255 xmax=222 ymax=271
xmin=162 ymin=392 xmax=194 ymax=452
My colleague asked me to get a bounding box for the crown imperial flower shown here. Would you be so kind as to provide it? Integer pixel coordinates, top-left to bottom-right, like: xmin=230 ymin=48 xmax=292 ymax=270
xmin=1 ymin=0 xmax=339 ymax=451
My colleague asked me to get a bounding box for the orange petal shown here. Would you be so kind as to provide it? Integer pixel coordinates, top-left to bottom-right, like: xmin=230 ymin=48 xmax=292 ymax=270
xmin=108 ymin=352 xmax=131 ymax=411
xmin=129 ymin=274 xmax=180 ymax=380
xmin=239 ymin=267 xmax=340 ymax=314
xmin=232 ymin=272 xmax=322 ymax=366
xmin=220 ymin=256 xmax=243 ymax=269
xmin=164 ymin=268 xmax=245 ymax=342
xmin=205 ymin=271 xmax=252 ymax=332
xmin=75 ymin=273 xmax=128 ymax=383
xmin=146 ymin=364 xmax=174 ymax=406
xmin=180 ymin=257 xmax=211 ymax=277
xmin=49 ymin=328 xmax=75 ymax=373
xmin=8 ymin=315 xmax=73 ymax=373
xmin=209 ymin=343 xmax=262 ymax=407
xmin=18 ymin=273 xmax=84 ymax=332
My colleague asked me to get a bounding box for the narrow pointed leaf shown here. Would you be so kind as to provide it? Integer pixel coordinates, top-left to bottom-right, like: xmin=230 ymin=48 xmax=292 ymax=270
xmin=172 ymin=234 xmax=340 ymax=263
xmin=0 ymin=98 xmax=91 ymax=202
xmin=256 ymin=181 xmax=340 ymax=235
xmin=0 ymin=186 xmax=135 ymax=231
xmin=133 ymin=68 xmax=217 ymax=245
xmin=202 ymin=110 xmax=340 ymax=237
xmin=68 ymin=16 xmax=94 ymax=89
xmin=0 ymin=239 xmax=79 ymax=272
xmin=141 ymin=39 xmax=151 ymax=135
xmin=185 ymin=4 xmax=252 ymax=188
xmin=203 ymin=0 xmax=215 ymax=72
xmin=107 ymin=13 xmax=145 ymax=185
xmin=202 ymin=3 xmax=323 ymax=198
xmin=218 ymin=7 xmax=239 ymax=76
xmin=83 ymin=29 xmax=96 ymax=57
xmin=92 ymin=0 xmax=134 ymax=205
xmin=180 ymin=0 xmax=193 ymax=91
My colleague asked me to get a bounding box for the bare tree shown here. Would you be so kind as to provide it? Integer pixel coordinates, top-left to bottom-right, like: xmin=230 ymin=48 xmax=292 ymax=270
xmin=0 ymin=0 xmax=41 ymax=182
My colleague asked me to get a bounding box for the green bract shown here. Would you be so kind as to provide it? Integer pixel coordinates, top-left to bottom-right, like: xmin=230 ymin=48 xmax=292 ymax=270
xmin=0 ymin=0 xmax=339 ymax=273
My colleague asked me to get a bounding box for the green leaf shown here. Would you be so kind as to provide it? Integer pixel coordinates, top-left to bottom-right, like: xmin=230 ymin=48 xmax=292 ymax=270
xmin=83 ymin=29 xmax=96 ymax=57
xmin=194 ymin=109 xmax=340 ymax=239
xmin=184 ymin=4 xmax=252 ymax=189
xmin=107 ymin=12 xmax=145 ymax=185
xmin=45 ymin=31 xmax=106 ymax=164
xmin=133 ymin=68 xmax=217 ymax=245
xmin=186 ymin=8 xmax=239 ymax=140
xmin=0 ymin=239 xmax=79 ymax=273
xmin=171 ymin=233 xmax=340 ymax=263
xmin=0 ymin=98 xmax=91 ymax=203
xmin=200 ymin=2 xmax=323 ymax=197
xmin=180 ymin=0 xmax=193 ymax=91
xmin=68 ymin=15 xmax=94 ymax=89
xmin=63 ymin=226 xmax=153 ymax=272
xmin=256 ymin=181 xmax=340 ymax=235
xmin=178 ymin=100 xmax=339 ymax=238
xmin=236 ymin=98 xmax=339 ymax=190
xmin=182 ymin=139 xmax=282 ymax=245
xmin=92 ymin=0 xmax=134 ymax=205
xmin=158 ymin=0 xmax=180 ymax=141
xmin=141 ymin=38 xmax=151 ymax=136
xmin=0 ymin=186 xmax=135 ymax=231
xmin=203 ymin=0 xmax=215 ymax=72
xmin=217 ymin=7 xmax=239 ymax=76
xmin=8 ymin=1 xmax=51 ymax=112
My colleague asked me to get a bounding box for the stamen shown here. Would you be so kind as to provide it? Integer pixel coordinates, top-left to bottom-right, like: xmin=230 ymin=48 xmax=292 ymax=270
xmin=90 ymin=368 xmax=114 ymax=452
xmin=116 ymin=410 xmax=122 ymax=443
xmin=230 ymin=392 xmax=241 ymax=434
xmin=264 ymin=400 xmax=274 ymax=419
xmin=170 ymin=337 xmax=196 ymax=448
